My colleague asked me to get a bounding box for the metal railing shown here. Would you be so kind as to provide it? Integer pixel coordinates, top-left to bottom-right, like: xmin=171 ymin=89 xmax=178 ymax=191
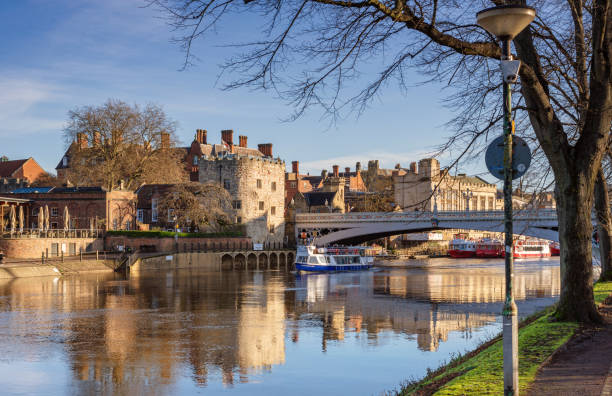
xmin=0 ymin=228 xmax=103 ymax=239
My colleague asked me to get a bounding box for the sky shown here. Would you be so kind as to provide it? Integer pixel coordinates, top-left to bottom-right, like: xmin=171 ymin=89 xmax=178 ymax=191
xmin=0 ymin=0 xmax=487 ymax=178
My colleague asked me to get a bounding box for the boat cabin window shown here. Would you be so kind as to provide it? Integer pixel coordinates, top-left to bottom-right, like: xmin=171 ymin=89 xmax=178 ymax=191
xmin=308 ymin=256 xmax=319 ymax=264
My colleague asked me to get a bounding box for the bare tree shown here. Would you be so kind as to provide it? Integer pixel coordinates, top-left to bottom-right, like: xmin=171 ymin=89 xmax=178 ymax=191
xmin=158 ymin=182 xmax=234 ymax=231
xmin=31 ymin=172 xmax=62 ymax=187
xmin=152 ymin=0 xmax=611 ymax=322
xmin=64 ymin=99 xmax=187 ymax=190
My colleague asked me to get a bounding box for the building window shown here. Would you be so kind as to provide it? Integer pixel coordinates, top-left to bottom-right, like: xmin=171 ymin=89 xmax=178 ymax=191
xmin=259 ymin=201 xmax=264 ymax=210
xmin=232 ymin=200 xmax=242 ymax=210
xmin=69 ymin=243 xmax=76 ymax=255
xmin=51 ymin=207 xmax=59 ymax=217
xmin=51 ymin=243 xmax=59 ymax=256
xmin=271 ymin=181 xmax=277 ymax=191
xmin=51 ymin=222 xmax=58 ymax=229
xmin=125 ymin=221 xmax=131 ymax=230
xmin=290 ymin=182 xmax=297 ymax=188
xmin=62 ymin=156 xmax=68 ymax=167
xmin=137 ymin=209 xmax=144 ymax=223
xmin=151 ymin=198 xmax=158 ymax=222
xmin=193 ymin=155 xmax=199 ymax=165
xmin=224 ymin=179 xmax=231 ymax=190
xmin=269 ymin=224 xmax=275 ymax=233
xmin=271 ymin=206 xmax=276 ymax=216
xmin=113 ymin=219 xmax=118 ymax=230
xmin=236 ymin=216 xmax=242 ymax=224
xmin=257 ymin=179 xmax=262 ymax=189
xmin=168 ymin=208 xmax=175 ymax=222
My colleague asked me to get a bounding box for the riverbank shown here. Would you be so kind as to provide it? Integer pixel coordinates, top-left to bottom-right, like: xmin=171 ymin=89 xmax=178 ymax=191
xmin=395 ymin=281 xmax=612 ymax=395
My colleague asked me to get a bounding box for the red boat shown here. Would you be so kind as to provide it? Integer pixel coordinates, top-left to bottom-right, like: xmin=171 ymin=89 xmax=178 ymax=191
xmin=448 ymin=238 xmax=476 ymax=258
xmin=476 ymin=239 xmax=503 ymax=258
xmin=549 ymin=242 xmax=560 ymax=256
xmin=510 ymin=239 xmax=552 ymax=259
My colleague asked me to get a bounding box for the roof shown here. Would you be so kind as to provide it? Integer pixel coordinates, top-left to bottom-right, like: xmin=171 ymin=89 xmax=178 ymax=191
xmin=10 ymin=187 xmax=54 ymax=194
xmin=11 ymin=186 xmax=106 ymax=194
xmin=304 ymin=191 xmax=338 ymax=206
xmin=0 ymin=159 xmax=29 ymax=178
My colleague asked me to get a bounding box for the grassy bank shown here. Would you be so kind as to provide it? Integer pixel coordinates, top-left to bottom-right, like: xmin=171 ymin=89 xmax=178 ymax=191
xmin=397 ymin=281 xmax=612 ymax=395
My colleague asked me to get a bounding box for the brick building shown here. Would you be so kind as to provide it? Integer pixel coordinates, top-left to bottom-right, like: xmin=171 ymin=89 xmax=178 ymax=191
xmin=134 ymin=184 xmax=174 ymax=228
xmin=198 ymin=131 xmax=285 ymax=243
xmin=9 ymin=186 xmax=136 ymax=231
xmin=0 ymin=157 xmax=46 ymax=193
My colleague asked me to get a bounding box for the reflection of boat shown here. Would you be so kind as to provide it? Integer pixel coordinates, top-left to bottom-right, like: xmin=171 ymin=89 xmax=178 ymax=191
xmin=295 ymin=245 xmax=373 ymax=272
xmin=448 ymin=238 xmax=476 ymax=258
xmin=549 ymin=242 xmax=560 ymax=256
xmin=509 ymin=239 xmax=551 ymax=259
xmin=475 ymin=239 xmax=503 ymax=258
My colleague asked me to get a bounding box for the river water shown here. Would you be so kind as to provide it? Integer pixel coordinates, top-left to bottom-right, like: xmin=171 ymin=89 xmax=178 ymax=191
xmin=0 ymin=258 xmax=560 ymax=395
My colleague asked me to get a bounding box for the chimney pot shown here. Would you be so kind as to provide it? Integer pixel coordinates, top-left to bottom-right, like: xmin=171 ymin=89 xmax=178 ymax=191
xmin=239 ymin=135 xmax=248 ymax=148
xmin=161 ymin=132 xmax=170 ymax=149
xmin=196 ymin=129 xmax=208 ymax=144
xmin=76 ymin=132 xmax=88 ymax=149
xmin=292 ymin=161 xmax=299 ymax=174
xmin=221 ymin=129 xmax=234 ymax=145
xmin=345 ymin=167 xmax=350 ymax=175
xmin=332 ymin=165 xmax=339 ymax=177
xmin=258 ymin=143 xmax=273 ymax=157
xmin=321 ymin=169 xmax=328 ymax=178
xmin=355 ymin=162 xmax=361 ymax=172
xmin=409 ymin=162 xmax=417 ymax=173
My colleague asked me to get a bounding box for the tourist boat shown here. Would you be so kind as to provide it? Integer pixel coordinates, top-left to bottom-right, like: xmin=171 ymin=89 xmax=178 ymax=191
xmin=295 ymin=245 xmax=374 ymax=272
xmin=549 ymin=242 xmax=560 ymax=256
xmin=510 ymin=239 xmax=552 ymax=259
xmin=448 ymin=238 xmax=476 ymax=258
xmin=476 ymin=238 xmax=504 ymax=258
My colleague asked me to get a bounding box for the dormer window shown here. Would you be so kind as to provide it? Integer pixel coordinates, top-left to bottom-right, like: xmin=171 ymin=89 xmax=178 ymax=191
xmin=62 ymin=156 xmax=68 ymax=167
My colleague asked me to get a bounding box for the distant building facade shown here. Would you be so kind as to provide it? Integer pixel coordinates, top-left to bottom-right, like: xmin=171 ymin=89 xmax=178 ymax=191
xmin=0 ymin=157 xmax=46 ymax=193
xmin=394 ymin=158 xmax=498 ymax=211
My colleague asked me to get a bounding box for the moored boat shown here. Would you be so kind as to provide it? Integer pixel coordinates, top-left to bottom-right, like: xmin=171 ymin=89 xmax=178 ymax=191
xmin=295 ymin=245 xmax=374 ymax=272
xmin=448 ymin=238 xmax=476 ymax=258
xmin=511 ymin=239 xmax=551 ymax=259
xmin=476 ymin=238 xmax=503 ymax=258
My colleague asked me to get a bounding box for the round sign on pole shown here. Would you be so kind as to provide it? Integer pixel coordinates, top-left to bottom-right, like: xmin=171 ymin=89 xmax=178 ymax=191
xmin=485 ymin=135 xmax=531 ymax=180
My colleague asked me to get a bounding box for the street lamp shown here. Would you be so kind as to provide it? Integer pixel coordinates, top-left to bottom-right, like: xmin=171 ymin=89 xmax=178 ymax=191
xmin=477 ymin=5 xmax=535 ymax=396
xmin=463 ymin=188 xmax=473 ymax=212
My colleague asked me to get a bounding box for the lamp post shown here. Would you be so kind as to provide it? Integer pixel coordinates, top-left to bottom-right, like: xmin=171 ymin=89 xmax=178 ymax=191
xmin=463 ymin=188 xmax=473 ymax=212
xmin=477 ymin=5 xmax=535 ymax=395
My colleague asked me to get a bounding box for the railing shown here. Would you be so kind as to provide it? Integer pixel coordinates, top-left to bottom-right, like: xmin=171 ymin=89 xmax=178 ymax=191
xmin=0 ymin=228 xmax=103 ymax=239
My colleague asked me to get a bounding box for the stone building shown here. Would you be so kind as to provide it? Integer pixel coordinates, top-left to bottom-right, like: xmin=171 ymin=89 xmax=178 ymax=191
xmin=394 ymin=158 xmax=498 ymax=211
xmin=199 ymin=131 xmax=285 ymax=243
xmin=0 ymin=157 xmax=46 ymax=193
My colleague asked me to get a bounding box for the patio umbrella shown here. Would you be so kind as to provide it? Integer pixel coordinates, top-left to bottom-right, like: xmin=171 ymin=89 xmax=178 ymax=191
xmin=64 ymin=206 xmax=70 ymax=231
xmin=90 ymin=217 xmax=94 ymax=233
xmin=38 ymin=207 xmax=44 ymax=230
xmin=44 ymin=205 xmax=49 ymax=231
xmin=9 ymin=206 xmax=16 ymax=232
xmin=18 ymin=206 xmax=24 ymax=232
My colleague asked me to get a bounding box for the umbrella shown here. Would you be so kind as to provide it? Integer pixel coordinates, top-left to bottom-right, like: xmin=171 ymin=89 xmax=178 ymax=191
xmin=64 ymin=206 xmax=70 ymax=231
xmin=44 ymin=205 xmax=49 ymax=231
xmin=9 ymin=206 xmax=16 ymax=232
xmin=38 ymin=207 xmax=44 ymax=230
xmin=18 ymin=206 xmax=23 ymax=232
xmin=90 ymin=217 xmax=94 ymax=234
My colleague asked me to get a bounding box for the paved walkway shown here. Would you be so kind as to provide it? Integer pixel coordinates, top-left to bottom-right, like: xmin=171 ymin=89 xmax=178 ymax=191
xmin=528 ymin=302 xmax=612 ymax=396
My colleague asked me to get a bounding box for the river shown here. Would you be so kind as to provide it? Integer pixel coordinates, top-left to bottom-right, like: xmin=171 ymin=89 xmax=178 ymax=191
xmin=0 ymin=257 xmax=560 ymax=395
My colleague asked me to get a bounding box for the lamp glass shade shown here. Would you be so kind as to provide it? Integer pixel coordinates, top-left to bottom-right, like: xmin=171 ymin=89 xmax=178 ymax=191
xmin=476 ymin=5 xmax=536 ymax=39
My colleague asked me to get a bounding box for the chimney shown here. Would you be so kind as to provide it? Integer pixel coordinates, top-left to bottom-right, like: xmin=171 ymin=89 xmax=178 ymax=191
xmin=409 ymin=162 xmax=417 ymax=173
xmin=292 ymin=161 xmax=299 ymax=174
xmin=93 ymin=131 xmax=101 ymax=146
xmin=161 ymin=132 xmax=170 ymax=149
xmin=239 ymin=135 xmax=248 ymax=148
xmin=258 ymin=143 xmax=273 ymax=157
xmin=395 ymin=163 xmax=401 ymax=169
xmin=345 ymin=167 xmax=350 ymax=175
xmin=332 ymin=165 xmax=339 ymax=177
xmin=321 ymin=169 xmax=328 ymax=178
xmin=355 ymin=162 xmax=361 ymax=172
xmin=76 ymin=132 xmax=88 ymax=149
xmin=196 ymin=129 xmax=207 ymax=144
xmin=221 ymin=129 xmax=234 ymax=145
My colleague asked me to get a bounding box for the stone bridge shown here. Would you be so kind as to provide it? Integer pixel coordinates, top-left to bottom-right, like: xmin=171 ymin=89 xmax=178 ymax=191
xmin=295 ymin=209 xmax=590 ymax=245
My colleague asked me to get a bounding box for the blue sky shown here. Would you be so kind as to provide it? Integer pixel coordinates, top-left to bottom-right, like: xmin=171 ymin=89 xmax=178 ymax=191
xmin=0 ymin=0 xmax=470 ymax=176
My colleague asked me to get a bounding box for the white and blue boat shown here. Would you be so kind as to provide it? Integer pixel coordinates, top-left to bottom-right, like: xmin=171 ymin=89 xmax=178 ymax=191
xmin=295 ymin=245 xmax=374 ymax=272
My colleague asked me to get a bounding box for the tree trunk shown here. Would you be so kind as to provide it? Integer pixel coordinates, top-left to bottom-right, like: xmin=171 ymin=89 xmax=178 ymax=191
xmin=595 ymin=165 xmax=612 ymax=281
xmin=555 ymin=175 xmax=603 ymax=323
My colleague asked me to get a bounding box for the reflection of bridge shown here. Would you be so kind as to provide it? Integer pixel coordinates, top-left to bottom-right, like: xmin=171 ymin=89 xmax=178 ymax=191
xmin=296 ymin=209 xmax=588 ymax=245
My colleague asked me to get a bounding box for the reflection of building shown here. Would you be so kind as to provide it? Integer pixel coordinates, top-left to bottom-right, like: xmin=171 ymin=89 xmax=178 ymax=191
xmin=394 ymin=158 xmax=497 ymax=211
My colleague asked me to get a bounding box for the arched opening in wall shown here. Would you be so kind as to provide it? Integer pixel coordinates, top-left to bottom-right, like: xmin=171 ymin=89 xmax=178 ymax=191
xmin=270 ymin=253 xmax=278 ymax=269
xmin=247 ymin=253 xmax=257 ymax=270
xmin=235 ymin=254 xmax=246 ymax=270
xmin=221 ymin=254 xmax=233 ymax=271
xmin=287 ymin=252 xmax=295 ymax=269
xmin=258 ymin=253 xmax=268 ymax=269
xmin=279 ymin=253 xmax=286 ymax=266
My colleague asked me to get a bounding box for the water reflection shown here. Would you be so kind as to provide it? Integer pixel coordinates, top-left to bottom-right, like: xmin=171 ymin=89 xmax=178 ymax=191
xmin=0 ymin=258 xmax=560 ymax=395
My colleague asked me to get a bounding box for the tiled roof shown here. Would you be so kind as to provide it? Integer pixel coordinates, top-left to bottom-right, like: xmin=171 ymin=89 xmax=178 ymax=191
xmin=10 ymin=187 xmax=54 ymax=194
xmin=0 ymin=159 xmax=28 ymax=178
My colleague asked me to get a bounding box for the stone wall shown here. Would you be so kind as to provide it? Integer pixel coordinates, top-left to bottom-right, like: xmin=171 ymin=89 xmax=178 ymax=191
xmin=199 ymin=156 xmax=285 ymax=243
xmin=0 ymin=237 xmax=103 ymax=259
xmin=104 ymin=235 xmax=251 ymax=252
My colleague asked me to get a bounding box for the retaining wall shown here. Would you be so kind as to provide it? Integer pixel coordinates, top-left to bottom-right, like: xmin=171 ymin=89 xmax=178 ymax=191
xmin=104 ymin=236 xmax=252 ymax=252
xmin=0 ymin=237 xmax=103 ymax=259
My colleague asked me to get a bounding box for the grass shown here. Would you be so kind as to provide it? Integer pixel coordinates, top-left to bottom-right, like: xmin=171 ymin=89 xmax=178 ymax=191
xmin=397 ymin=280 xmax=612 ymax=396
xmin=106 ymin=230 xmax=245 ymax=238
